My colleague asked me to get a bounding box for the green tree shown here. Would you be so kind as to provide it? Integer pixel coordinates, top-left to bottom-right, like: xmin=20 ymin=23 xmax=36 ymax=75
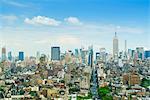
xmin=69 ymin=87 xmax=80 ymax=94
xmin=102 ymin=95 xmax=113 ymax=100
xmin=141 ymin=78 xmax=150 ymax=88
xmin=67 ymin=83 xmax=73 ymax=87
xmin=30 ymin=91 xmax=37 ymax=97
xmin=98 ymin=86 xmax=112 ymax=100
xmin=19 ymin=89 xmax=25 ymax=95
xmin=98 ymin=86 xmax=110 ymax=97
xmin=0 ymin=87 xmax=4 ymax=92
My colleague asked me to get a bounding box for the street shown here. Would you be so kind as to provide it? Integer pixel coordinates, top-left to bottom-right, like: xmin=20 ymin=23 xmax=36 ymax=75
xmin=90 ymin=68 xmax=100 ymax=100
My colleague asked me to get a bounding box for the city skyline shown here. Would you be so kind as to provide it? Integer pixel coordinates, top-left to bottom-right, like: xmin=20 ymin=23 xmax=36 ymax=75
xmin=0 ymin=1 xmax=150 ymax=99
xmin=0 ymin=0 xmax=150 ymax=56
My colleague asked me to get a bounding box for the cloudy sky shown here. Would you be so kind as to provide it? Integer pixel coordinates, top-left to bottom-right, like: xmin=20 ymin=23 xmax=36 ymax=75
xmin=0 ymin=0 xmax=149 ymax=56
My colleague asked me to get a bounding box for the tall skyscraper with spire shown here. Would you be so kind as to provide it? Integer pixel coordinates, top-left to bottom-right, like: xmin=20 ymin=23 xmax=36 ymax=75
xmin=124 ymin=40 xmax=127 ymax=60
xmin=113 ymin=32 xmax=119 ymax=60
xmin=2 ymin=47 xmax=6 ymax=62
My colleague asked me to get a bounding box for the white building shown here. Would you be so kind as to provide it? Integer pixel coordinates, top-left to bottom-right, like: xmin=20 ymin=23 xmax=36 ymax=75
xmin=113 ymin=32 xmax=119 ymax=62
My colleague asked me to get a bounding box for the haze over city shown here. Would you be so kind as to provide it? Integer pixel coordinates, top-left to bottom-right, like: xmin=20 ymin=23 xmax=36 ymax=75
xmin=0 ymin=0 xmax=149 ymax=56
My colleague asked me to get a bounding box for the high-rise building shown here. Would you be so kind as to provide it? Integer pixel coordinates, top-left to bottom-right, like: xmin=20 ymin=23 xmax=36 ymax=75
xmin=124 ymin=40 xmax=127 ymax=60
xmin=36 ymin=51 xmax=40 ymax=63
xmin=80 ymin=48 xmax=88 ymax=65
xmin=144 ymin=50 xmax=150 ymax=58
xmin=124 ymin=40 xmax=127 ymax=52
xmin=96 ymin=52 xmax=100 ymax=60
xmin=113 ymin=32 xmax=119 ymax=61
xmin=100 ymin=48 xmax=106 ymax=62
xmin=131 ymin=50 xmax=136 ymax=59
xmin=88 ymin=45 xmax=93 ymax=67
xmin=113 ymin=32 xmax=119 ymax=56
xmin=128 ymin=49 xmax=132 ymax=59
xmin=8 ymin=51 xmax=12 ymax=61
xmin=75 ymin=49 xmax=79 ymax=57
xmin=51 ymin=47 xmax=60 ymax=61
xmin=136 ymin=47 xmax=144 ymax=60
xmin=2 ymin=47 xmax=6 ymax=61
xmin=19 ymin=51 xmax=24 ymax=61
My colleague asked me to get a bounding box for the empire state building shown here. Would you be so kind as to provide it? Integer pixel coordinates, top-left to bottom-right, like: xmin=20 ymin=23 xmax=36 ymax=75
xmin=113 ymin=32 xmax=119 ymax=58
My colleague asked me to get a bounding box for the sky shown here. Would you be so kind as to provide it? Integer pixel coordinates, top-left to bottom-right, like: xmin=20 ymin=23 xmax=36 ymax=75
xmin=0 ymin=0 xmax=150 ymax=56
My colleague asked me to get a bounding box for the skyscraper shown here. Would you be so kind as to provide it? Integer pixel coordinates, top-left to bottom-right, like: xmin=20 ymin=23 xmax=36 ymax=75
xmin=8 ymin=51 xmax=12 ymax=61
xmin=124 ymin=40 xmax=127 ymax=60
xmin=88 ymin=45 xmax=93 ymax=67
xmin=2 ymin=47 xmax=6 ymax=61
xmin=124 ymin=40 xmax=127 ymax=53
xmin=75 ymin=49 xmax=79 ymax=57
xmin=113 ymin=32 xmax=119 ymax=59
xmin=136 ymin=47 xmax=144 ymax=60
xmin=145 ymin=50 xmax=150 ymax=58
xmin=100 ymin=48 xmax=106 ymax=62
xmin=96 ymin=52 xmax=100 ymax=60
xmin=51 ymin=47 xmax=60 ymax=61
xmin=19 ymin=51 xmax=24 ymax=61
xmin=80 ymin=48 xmax=88 ymax=65
xmin=36 ymin=51 xmax=40 ymax=63
xmin=128 ymin=49 xmax=132 ymax=59
xmin=131 ymin=50 xmax=136 ymax=59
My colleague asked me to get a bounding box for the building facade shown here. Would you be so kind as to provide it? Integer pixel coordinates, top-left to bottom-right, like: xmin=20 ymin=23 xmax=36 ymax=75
xmin=19 ymin=51 xmax=24 ymax=61
xmin=145 ymin=50 xmax=150 ymax=58
xmin=113 ymin=32 xmax=119 ymax=61
xmin=8 ymin=51 xmax=12 ymax=61
xmin=2 ymin=47 xmax=6 ymax=61
xmin=51 ymin=47 xmax=60 ymax=61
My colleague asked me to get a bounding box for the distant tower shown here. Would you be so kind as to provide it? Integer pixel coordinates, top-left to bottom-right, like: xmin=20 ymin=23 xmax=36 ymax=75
xmin=8 ymin=51 xmax=12 ymax=61
xmin=36 ymin=51 xmax=40 ymax=63
xmin=96 ymin=52 xmax=100 ymax=60
xmin=136 ymin=47 xmax=144 ymax=60
xmin=2 ymin=47 xmax=6 ymax=61
xmin=113 ymin=32 xmax=119 ymax=58
xmin=100 ymin=48 xmax=106 ymax=62
xmin=125 ymin=40 xmax=127 ymax=52
xmin=19 ymin=51 xmax=24 ymax=61
xmin=51 ymin=47 xmax=60 ymax=61
xmin=88 ymin=45 xmax=93 ymax=67
xmin=80 ymin=48 xmax=87 ymax=64
xmin=124 ymin=40 xmax=127 ymax=59
xmin=75 ymin=49 xmax=79 ymax=57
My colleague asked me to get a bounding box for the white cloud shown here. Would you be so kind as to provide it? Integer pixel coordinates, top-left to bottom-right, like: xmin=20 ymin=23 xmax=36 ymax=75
xmin=24 ymin=16 xmax=61 ymax=26
xmin=2 ymin=0 xmax=28 ymax=7
xmin=64 ymin=17 xmax=82 ymax=25
xmin=0 ymin=15 xmax=18 ymax=26
xmin=0 ymin=15 xmax=18 ymax=21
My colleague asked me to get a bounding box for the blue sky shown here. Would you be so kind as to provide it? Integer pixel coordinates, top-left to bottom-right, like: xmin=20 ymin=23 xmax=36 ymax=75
xmin=0 ymin=0 xmax=149 ymax=56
